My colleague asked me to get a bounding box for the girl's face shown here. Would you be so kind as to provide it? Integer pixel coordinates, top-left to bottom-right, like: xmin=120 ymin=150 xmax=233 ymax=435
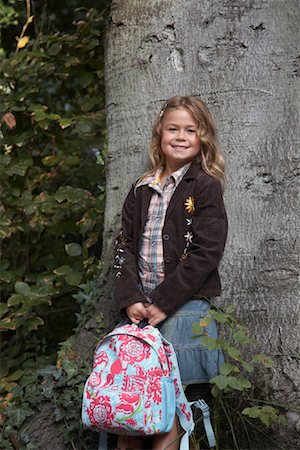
xmin=160 ymin=107 xmax=201 ymax=172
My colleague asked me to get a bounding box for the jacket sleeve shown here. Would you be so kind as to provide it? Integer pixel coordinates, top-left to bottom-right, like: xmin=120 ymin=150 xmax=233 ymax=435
xmin=149 ymin=177 xmax=228 ymax=315
xmin=114 ymin=186 xmax=148 ymax=311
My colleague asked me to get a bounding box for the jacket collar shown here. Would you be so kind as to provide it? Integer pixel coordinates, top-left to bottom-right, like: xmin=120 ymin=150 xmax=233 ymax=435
xmin=139 ymin=162 xmax=202 ymax=226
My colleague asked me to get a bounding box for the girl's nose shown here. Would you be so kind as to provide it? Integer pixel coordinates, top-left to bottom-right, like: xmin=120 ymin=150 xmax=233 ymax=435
xmin=177 ymin=129 xmax=185 ymax=140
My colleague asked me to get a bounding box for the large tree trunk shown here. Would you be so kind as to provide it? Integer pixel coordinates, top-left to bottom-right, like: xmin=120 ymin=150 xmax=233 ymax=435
xmin=103 ymin=0 xmax=300 ymax=446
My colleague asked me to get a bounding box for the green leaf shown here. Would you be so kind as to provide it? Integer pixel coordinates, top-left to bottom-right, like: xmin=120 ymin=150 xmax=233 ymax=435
xmin=242 ymin=406 xmax=260 ymax=419
xmin=6 ymin=406 xmax=35 ymax=427
xmin=0 ymin=318 xmax=17 ymax=330
xmin=0 ymin=270 xmax=15 ymax=283
xmin=26 ymin=316 xmax=44 ymax=331
xmin=65 ymin=271 xmax=82 ymax=286
xmin=220 ymin=362 xmax=239 ymax=376
xmin=191 ymin=322 xmax=204 ymax=336
xmin=0 ymin=259 xmax=9 ymax=271
xmin=199 ymin=315 xmax=212 ymax=327
xmin=59 ymin=118 xmax=73 ymax=129
xmin=227 ymin=376 xmax=244 ymax=391
xmin=242 ymin=361 xmax=254 ymax=373
xmin=225 ymin=304 xmax=235 ymax=314
xmin=210 ymin=375 xmax=228 ymax=390
xmin=76 ymin=121 xmax=93 ymax=135
xmin=200 ymin=335 xmax=219 ymax=350
xmin=227 ymin=347 xmax=242 ymax=360
xmin=65 ymin=243 xmax=82 ymax=256
xmin=239 ymin=377 xmax=252 ymax=389
xmin=15 ymin=281 xmax=31 ymax=296
xmin=251 ymin=354 xmax=273 ymax=367
xmin=7 ymin=294 xmax=24 ymax=306
xmin=233 ymin=329 xmax=252 ymax=344
xmin=48 ymin=43 xmax=62 ymax=56
xmin=211 ymin=384 xmax=220 ymax=398
xmin=6 ymin=369 xmax=24 ymax=381
xmin=53 ymin=265 xmax=72 ymax=276
xmin=42 ymin=155 xmax=60 ymax=166
xmin=0 ymin=303 xmax=8 ymax=319
xmin=210 ymin=311 xmax=228 ymax=323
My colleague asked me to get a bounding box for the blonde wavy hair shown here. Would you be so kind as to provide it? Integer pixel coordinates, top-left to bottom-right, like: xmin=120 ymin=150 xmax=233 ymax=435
xmin=140 ymin=95 xmax=225 ymax=183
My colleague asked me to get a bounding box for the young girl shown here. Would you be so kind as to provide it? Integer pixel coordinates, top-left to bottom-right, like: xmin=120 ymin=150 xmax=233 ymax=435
xmin=113 ymin=95 xmax=228 ymax=450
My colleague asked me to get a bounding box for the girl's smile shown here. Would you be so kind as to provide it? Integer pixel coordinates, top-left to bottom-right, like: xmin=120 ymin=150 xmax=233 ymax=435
xmin=161 ymin=107 xmax=201 ymax=172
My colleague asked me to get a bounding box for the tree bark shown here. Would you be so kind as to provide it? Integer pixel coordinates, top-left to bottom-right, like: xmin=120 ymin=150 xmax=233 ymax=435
xmin=103 ymin=0 xmax=300 ymax=446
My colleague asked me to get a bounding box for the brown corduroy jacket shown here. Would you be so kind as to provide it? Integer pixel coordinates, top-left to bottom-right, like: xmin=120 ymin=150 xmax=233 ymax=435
xmin=114 ymin=162 xmax=228 ymax=316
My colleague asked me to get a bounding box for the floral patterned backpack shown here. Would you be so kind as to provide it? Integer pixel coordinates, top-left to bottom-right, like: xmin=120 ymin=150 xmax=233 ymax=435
xmin=82 ymin=322 xmax=216 ymax=449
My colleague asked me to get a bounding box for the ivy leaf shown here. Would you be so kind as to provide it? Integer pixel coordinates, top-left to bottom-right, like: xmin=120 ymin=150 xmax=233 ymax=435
xmin=6 ymin=405 xmax=35 ymax=427
xmin=65 ymin=243 xmax=82 ymax=257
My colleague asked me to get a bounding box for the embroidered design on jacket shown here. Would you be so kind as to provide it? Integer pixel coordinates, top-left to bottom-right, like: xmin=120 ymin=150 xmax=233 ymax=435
xmin=184 ymin=196 xmax=195 ymax=214
xmin=114 ymin=230 xmax=127 ymax=278
xmin=180 ymin=219 xmax=193 ymax=262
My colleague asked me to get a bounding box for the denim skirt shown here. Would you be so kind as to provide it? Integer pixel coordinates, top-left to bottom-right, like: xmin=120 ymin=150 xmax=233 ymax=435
xmin=158 ymin=299 xmax=224 ymax=385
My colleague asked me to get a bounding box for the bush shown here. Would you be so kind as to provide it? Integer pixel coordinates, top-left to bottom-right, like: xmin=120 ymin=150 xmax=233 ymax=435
xmin=0 ymin=2 xmax=108 ymax=405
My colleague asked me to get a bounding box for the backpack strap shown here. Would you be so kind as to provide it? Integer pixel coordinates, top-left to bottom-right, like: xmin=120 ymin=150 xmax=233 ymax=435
xmin=190 ymin=399 xmax=216 ymax=448
xmin=97 ymin=431 xmax=107 ymax=450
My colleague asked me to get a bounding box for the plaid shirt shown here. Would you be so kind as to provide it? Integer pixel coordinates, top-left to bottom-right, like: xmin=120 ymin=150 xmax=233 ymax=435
xmin=137 ymin=163 xmax=191 ymax=297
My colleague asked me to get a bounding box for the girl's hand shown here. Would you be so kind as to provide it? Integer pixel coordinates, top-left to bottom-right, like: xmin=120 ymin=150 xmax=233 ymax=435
xmin=126 ymin=302 xmax=149 ymax=325
xmin=147 ymin=304 xmax=167 ymax=326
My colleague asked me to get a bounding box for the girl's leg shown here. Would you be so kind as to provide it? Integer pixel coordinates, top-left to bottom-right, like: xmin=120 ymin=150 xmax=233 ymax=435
xmin=115 ymin=435 xmax=141 ymax=450
xmin=152 ymin=417 xmax=181 ymax=450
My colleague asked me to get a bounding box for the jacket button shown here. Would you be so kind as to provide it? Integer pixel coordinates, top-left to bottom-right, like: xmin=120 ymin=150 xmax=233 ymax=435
xmin=163 ymin=233 xmax=170 ymax=241
xmin=165 ymin=256 xmax=171 ymax=263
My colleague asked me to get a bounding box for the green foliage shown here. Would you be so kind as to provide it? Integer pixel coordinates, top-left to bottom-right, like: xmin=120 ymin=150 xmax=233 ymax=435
xmin=1 ymin=271 xmax=106 ymax=449
xmin=0 ymin=336 xmax=99 ymax=450
xmin=192 ymin=305 xmax=289 ymax=449
xmin=0 ymin=3 xmax=109 ymax=444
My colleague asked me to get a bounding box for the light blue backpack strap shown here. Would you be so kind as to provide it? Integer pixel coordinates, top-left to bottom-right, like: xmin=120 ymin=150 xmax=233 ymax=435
xmin=97 ymin=431 xmax=108 ymax=450
xmin=190 ymin=399 xmax=216 ymax=448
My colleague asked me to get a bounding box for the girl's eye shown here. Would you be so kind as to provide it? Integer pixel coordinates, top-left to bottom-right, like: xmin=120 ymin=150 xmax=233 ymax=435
xmin=168 ymin=127 xmax=177 ymax=131
xmin=188 ymin=129 xmax=196 ymax=134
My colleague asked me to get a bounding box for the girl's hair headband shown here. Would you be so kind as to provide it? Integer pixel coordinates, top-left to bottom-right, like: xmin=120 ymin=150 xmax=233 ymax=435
xmin=159 ymin=102 xmax=168 ymax=118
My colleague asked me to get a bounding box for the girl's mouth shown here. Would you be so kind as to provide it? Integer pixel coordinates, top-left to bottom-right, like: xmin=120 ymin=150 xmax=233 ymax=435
xmin=172 ymin=145 xmax=188 ymax=151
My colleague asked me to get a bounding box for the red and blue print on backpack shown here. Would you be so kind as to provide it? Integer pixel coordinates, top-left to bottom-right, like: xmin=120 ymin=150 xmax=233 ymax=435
xmin=81 ymin=323 xmax=177 ymax=435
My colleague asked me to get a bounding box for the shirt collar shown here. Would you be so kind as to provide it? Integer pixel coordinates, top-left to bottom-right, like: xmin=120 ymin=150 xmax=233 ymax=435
xmin=137 ymin=163 xmax=191 ymax=189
